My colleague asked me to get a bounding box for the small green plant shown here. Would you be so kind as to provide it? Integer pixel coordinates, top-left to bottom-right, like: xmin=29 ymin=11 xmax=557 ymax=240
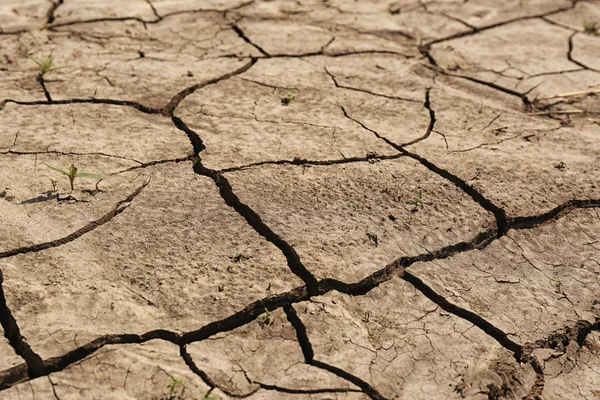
xmin=42 ymin=163 xmax=104 ymax=191
xmin=202 ymin=397 xmax=218 ymax=400
xmin=261 ymin=307 xmax=273 ymax=325
xmin=29 ymin=56 xmax=67 ymax=76
xmin=281 ymin=89 xmax=295 ymax=106
xmin=409 ymin=189 xmax=425 ymax=207
xmin=48 ymin=178 xmax=58 ymax=192
xmin=167 ymin=376 xmax=185 ymax=399
xmin=366 ymin=231 xmax=378 ymax=247
xmin=583 ymin=20 xmax=599 ymax=35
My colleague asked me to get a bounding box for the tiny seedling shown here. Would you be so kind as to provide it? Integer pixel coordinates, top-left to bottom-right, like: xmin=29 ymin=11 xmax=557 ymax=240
xmin=167 ymin=376 xmax=185 ymax=398
xmin=583 ymin=20 xmax=599 ymax=35
xmin=281 ymin=89 xmax=295 ymax=106
xmin=29 ymin=55 xmax=67 ymax=76
xmin=48 ymin=178 xmax=58 ymax=192
xmin=409 ymin=189 xmax=425 ymax=207
xmin=202 ymin=397 xmax=218 ymax=400
xmin=42 ymin=163 xmax=104 ymax=191
xmin=366 ymin=231 xmax=378 ymax=247
xmin=261 ymin=307 xmax=273 ymax=325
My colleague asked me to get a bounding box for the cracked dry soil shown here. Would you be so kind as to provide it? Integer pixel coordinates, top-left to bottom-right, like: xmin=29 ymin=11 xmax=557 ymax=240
xmin=0 ymin=0 xmax=599 ymax=399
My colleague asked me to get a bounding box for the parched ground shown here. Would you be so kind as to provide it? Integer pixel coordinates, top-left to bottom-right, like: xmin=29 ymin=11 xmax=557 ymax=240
xmin=0 ymin=0 xmax=599 ymax=399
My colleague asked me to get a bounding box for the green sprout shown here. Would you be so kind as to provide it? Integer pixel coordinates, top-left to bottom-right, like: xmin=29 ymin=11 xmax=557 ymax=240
xmin=48 ymin=178 xmax=58 ymax=192
xmin=261 ymin=307 xmax=272 ymax=325
xmin=366 ymin=231 xmax=378 ymax=247
xmin=409 ymin=189 xmax=425 ymax=207
xmin=202 ymin=397 xmax=218 ymax=400
xmin=281 ymin=89 xmax=295 ymax=106
xmin=167 ymin=376 xmax=185 ymax=398
xmin=42 ymin=163 xmax=104 ymax=191
xmin=29 ymin=56 xmax=67 ymax=76
xmin=583 ymin=20 xmax=599 ymax=35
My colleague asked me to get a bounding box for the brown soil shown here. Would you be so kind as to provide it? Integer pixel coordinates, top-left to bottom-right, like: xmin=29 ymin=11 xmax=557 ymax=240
xmin=0 ymin=1 xmax=599 ymax=399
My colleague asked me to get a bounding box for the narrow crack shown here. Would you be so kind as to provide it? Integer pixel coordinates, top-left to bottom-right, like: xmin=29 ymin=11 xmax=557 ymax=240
xmin=0 ymin=271 xmax=46 ymax=377
xmin=567 ymin=31 xmax=599 ymax=73
xmin=37 ymin=75 xmax=52 ymax=103
xmin=218 ymin=153 xmax=405 ymax=174
xmin=325 ymin=66 xmax=420 ymax=103
xmin=180 ymin=345 xmax=261 ymax=398
xmin=283 ymin=305 xmax=388 ymax=400
xmin=7 ymin=99 xmax=161 ymax=115
xmin=0 ymin=179 xmax=150 ymax=259
xmin=3 ymin=149 xmax=144 ymax=165
xmin=341 ymin=107 xmax=508 ymax=236
xmin=401 ymin=271 xmax=523 ymax=356
xmin=251 ymin=381 xmax=361 ymax=395
xmin=144 ymin=0 xmax=162 ymax=22
xmin=161 ymin=58 xmax=256 ymax=116
xmin=399 ymin=87 xmax=436 ymax=146
xmin=428 ymin=66 xmax=531 ymax=106
xmin=45 ymin=0 xmax=64 ymax=25
xmin=231 ymin=24 xmax=269 ymax=57
xmin=110 ymin=155 xmax=193 ymax=175
xmin=509 ymin=199 xmax=600 ymax=229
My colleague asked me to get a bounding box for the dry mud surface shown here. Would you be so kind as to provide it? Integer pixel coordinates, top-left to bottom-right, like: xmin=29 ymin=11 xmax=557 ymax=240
xmin=0 ymin=0 xmax=599 ymax=399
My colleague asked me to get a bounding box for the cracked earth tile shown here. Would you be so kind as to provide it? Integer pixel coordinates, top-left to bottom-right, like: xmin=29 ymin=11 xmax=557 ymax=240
xmin=149 ymin=0 xmax=252 ymax=16
xmin=0 ymin=71 xmax=46 ymax=103
xmin=0 ymin=154 xmax=143 ymax=252
xmin=0 ymin=0 xmax=53 ymax=33
xmin=8 ymin=29 xmax=252 ymax=109
xmin=294 ymin=277 xmax=536 ymax=399
xmin=340 ymin=90 xmax=432 ymax=149
xmin=241 ymin=56 xmax=335 ymax=89
xmin=411 ymin=209 xmax=600 ymax=345
xmin=519 ymin=69 xmax=600 ymax=105
xmin=539 ymin=331 xmax=600 ymax=399
xmin=186 ymin=309 xmax=361 ymax=397
xmin=3 ymin=340 xmax=211 ymax=399
xmin=0 ymin=35 xmax=48 ymax=102
xmin=53 ymin=0 xmax=156 ymax=26
xmin=2 ymin=163 xmax=299 ymax=360
xmin=176 ymin=75 xmax=396 ymax=170
xmin=325 ymin=0 xmax=468 ymax=42
xmin=407 ymin=82 xmax=600 ymax=216
xmin=53 ymin=12 xmax=262 ymax=59
xmin=0 ymin=374 xmax=54 ymax=400
xmin=225 ymin=159 xmax=494 ymax=283
xmin=430 ymin=19 xmax=580 ymax=90
xmin=236 ymin=19 xmax=334 ymax=56
xmin=571 ymin=32 xmax=600 ymax=71
xmin=545 ymin=0 xmax=600 ymax=31
xmin=324 ymin=33 xmax=416 ymax=57
xmin=425 ymin=0 xmax=571 ymax=29
xmin=324 ymin=54 xmax=433 ymax=103
xmin=0 ymin=103 xmax=190 ymax=163
xmin=235 ymin=0 xmax=326 ymax=19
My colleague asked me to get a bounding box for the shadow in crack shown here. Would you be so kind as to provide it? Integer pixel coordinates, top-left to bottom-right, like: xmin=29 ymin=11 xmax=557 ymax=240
xmin=19 ymin=192 xmax=58 ymax=205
